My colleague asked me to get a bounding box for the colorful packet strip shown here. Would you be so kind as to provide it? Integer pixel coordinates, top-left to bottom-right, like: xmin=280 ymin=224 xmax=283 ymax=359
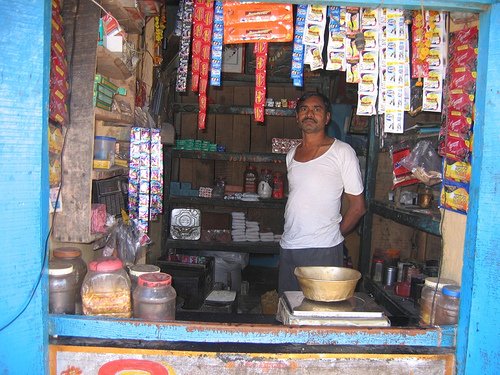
xmin=210 ymin=1 xmax=224 ymax=86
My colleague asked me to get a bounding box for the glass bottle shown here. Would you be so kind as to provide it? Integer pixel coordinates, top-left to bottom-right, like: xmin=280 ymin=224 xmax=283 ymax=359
xmin=243 ymin=165 xmax=258 ymax=193
xmin=272 ymin=172 xmax=284 ymax=199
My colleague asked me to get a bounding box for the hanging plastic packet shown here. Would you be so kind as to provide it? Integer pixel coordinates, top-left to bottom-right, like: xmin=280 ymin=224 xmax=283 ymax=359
xmin=390 ymin=142 xmax=420 ymax=189
xmin=175 ymin=0 xmax=194 ymax=92
xmin=291 ymin=4 xmax=307 ymax=86
xmin=440 ymin=179 xmax=469 ymax=214
xmin=254 ymin=42 xmax=268 ymax=122
xmin=210 ymin=1 xmax=224 ymax=86
xmin=326 ymin=6 xmax=346 ymax=71
xmin=303 ymin=5 xmax=328 ymax=71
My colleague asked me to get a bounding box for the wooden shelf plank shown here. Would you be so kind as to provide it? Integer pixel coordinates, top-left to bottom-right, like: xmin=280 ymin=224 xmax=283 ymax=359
xmin=172 ymin=149 xmax=286 ymax=163
xmin=95 ymin=107 xmax=134 ymax=124
xmin=370 ymin=200 xmax=441 ymax=236
xmin=165 ymin=239 xmax=280 ymax=254
xmin=173 ymin=103 xmax=296 ymax=117
xmin=168 ymin=195 xmax=286 ymax=209
xmin=91 ymin=165 xmax=127 ymax=180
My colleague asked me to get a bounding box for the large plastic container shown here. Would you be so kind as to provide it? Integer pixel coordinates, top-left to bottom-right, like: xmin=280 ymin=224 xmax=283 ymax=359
xmin=419 ymin=277 xmax=455 ymax=325
xmin=49 ymin=260 xmax=76 ymax=314
xmin=128 ymin=264 xmax=161 ymax=292
xmin=133 ymin=272 xmax=176 ymax=321
xmin=435 ymin=285 xmax=461 ymax=325
xmin=52 ymin=247 xmax=87 ymax=314
xmin=81 ymin=256 xmax=131 ymax=318
xmin=94 ymin=136 xmax=116 ymax=164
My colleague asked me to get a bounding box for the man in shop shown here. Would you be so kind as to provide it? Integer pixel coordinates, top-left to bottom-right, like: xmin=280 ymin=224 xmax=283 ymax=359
xmin=278 ymin=92 xmax=366 ymax=294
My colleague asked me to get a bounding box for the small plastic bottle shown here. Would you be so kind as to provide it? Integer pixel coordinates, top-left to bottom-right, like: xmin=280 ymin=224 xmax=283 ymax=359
xmin=49 ymin=260 xmax=76 ymax=314
xmin=133 ymin=273 xmax=177 ymax=321
xmin=435 ymin=285 xmax=461 ymax=325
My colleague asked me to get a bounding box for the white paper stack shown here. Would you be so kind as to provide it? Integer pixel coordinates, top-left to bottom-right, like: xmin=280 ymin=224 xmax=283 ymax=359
xmin=259 ymin=232 xmax=275 ymax=242
xmin=231 ymin=212 xmax=247 ymax=241
xmin=245 ymin=221 xmax=260 ymax=242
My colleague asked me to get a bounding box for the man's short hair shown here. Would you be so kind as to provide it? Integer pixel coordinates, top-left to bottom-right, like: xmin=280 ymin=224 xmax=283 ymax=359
xmin=296 ymin=92 xmax=332 ymax=114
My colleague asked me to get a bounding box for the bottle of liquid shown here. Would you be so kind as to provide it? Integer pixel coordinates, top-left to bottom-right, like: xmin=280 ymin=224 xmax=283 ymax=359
xmin=435 ymin=285 xmax=461 ymax=325
xmin=272 ymin=172 xmax=284 ymax=199
xmin=243 ymin=166 xmax=258 ymax=193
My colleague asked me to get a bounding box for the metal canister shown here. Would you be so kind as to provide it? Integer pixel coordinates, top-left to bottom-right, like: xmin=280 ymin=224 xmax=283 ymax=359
xmin=384 ymin=266 xmax=398 ymax=286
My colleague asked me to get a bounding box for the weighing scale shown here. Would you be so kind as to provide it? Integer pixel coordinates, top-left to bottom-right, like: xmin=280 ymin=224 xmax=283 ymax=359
xmin=277 ymin=291 xmax=390 ymax=327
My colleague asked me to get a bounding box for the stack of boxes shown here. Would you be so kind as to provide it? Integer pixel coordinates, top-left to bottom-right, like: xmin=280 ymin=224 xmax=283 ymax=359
xmin=93 ymin=74 xmax=127 ymax=112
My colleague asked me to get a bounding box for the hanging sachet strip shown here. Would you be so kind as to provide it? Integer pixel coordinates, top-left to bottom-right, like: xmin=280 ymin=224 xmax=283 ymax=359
xmin=254 ymin=41 xmax=268 ymax=123
xmin=303 ymin=5 xmax=328 ymax=71
xmin=210 ymin=1 xmax=224 ymax=86
xmin=174 ymin=0 xmax=185 ymax=37
xmin=149 ymin=129 xmax=163 ymax=221
xmin=175 ymin=0 xmax=194 ymax=92
xmin=191 ymin=0 xmax=205 ymax=92
xmin=291 ymin=4 xmax=307 ymax=87
xmin=198 ymin=0 xmax=214 ymax=130
xmin=326 ymin=6 xmax=346 ymax=72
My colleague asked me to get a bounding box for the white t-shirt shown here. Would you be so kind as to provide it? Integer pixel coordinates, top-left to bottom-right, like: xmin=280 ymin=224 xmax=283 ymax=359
xmin=280 ymin=139 xmax=364 ymax=249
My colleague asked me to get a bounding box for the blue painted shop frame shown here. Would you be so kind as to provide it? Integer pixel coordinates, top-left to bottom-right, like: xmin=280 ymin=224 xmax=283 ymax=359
xmin=2 ymin=0 xmax=498 ymax=374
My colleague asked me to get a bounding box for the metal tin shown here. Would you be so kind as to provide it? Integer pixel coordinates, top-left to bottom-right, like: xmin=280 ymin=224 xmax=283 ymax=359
xmin=384 ymin=266 xmax=397 ymax=286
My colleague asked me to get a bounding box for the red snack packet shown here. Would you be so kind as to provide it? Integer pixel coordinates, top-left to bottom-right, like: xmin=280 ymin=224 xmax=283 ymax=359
xmin=448 ymin=45 xmax=478 ymax=71
xmin=447 ymin=110 xmax=473 ymax=134
xmin=449 ymin=67 xmax=477 ymax=93
xmin=449 ymin=26 xmax=478 ymax=51
xmin=445 ymin=133 xmax=471 ymax=162
xmin=448 ymin=89 xmax=474 ymax=115
xmin=391 ymin=146 xmax=419 ymax=189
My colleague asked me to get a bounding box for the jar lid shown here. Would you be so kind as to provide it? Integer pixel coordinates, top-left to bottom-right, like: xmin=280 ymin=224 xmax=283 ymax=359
xmin=129 ymin=264 xmax=161 ymax=277
xmin=88 ymin=257 xmax=123 ymax=272
xmin=138 ymin=272 xmax=172 ymax=287
xmin=442 ymin=285 xmax=461 ymax=298
xmin=95 ymin=135 xmax=116 ymax=142
xmin=424 ymin=277 xmax=456 ymax=290
xmin=49 ymin=261 xmax=74 ymax=276
xmin=53 ymin=247 xmax=81 ymax=259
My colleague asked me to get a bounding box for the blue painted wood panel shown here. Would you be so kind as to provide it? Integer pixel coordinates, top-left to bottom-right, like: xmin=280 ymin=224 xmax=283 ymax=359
xmin=49 ymin=315 xmax=457 ymax=347
xmin=0 ymin=0 xmax=50 ymax=373
xmin=457 ymin=4 xmax=500 ymax=375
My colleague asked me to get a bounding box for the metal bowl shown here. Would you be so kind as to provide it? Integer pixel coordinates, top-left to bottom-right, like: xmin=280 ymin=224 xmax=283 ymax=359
xmin=294 ymin=266 xmax=361 ymax=302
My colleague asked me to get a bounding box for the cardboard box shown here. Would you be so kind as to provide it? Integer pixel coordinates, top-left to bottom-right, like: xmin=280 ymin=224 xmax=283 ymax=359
xmin=93 ymin=159 xmax=112 ymax=169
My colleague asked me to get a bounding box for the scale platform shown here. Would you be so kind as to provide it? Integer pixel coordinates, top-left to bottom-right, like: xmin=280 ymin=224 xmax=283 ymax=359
xmin=277 ymin=291 xmax=390 ymax=327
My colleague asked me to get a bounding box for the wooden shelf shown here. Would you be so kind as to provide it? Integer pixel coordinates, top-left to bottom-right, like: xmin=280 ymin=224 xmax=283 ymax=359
xmin=165 ymin=238 xmax=280 ymax=254
xmin=172 ymin=103 xmax=296 ymax=117
xmin=168 ymin=195 xmax=286 ymax=209
xmin=91 ymin=165 xmax=127 ymax=180
xmin=96 ymin=46 xmax=134 ymax=80
xmin=370 ymin=200 xmax=441 ymax=236
xmin=362 ymin=276 xmax=420 ymax=324
xmin=94 ymin=107 xmax=134 ymax=124
xmin=172 ymin=149 xmax=286 ymax=163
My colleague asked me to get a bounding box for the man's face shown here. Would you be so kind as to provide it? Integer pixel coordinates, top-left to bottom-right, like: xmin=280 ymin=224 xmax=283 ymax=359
xmin=296 ymin=96 xmax=331 ymax=134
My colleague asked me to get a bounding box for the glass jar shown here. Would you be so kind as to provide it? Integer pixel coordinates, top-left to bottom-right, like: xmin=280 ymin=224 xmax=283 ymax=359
xmin=128 ymin=264 xmax=161 ymax=292
xmin=257 ymin=169 xmax=273 ymax=199
xmin=243 ymin=165 xmax=258 ymax=193
xmin=52 ymin=247 xmax=87 ymax=313
xmin=133 ymin=273 xmax=177 ymax=321
xmin=435 ymin=285 xmax=461 ymax=325
xmin=49 ymin=260 xmax=76 ymax=314
xmin=272 ymin=172 xmax=284 ymax=199
xmin=81 ymin=256 xmax=131 ymax=318
xmin=419 ymin=277 xmax=455 ymax=325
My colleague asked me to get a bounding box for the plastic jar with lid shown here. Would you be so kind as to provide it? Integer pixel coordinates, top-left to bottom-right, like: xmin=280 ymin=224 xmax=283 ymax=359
xmin=128 ymin=264 xmax=161 ymax=292
xmin=435 ymin=285 xmax=461 ymax=325
xmin=419 ymin=277 xmax=455 ymax=325
xmin=133 ymin=273 xmax=177 ymax=321
xmin=49 ymin=260 xmax=76 ymax=314
xmin=52 ymin=247 xmax=87 ymax=312
xmin=81 ymin=256 xmax=131 ymax=318
xmin=243 ymin=165 xmax=258 ymax=193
